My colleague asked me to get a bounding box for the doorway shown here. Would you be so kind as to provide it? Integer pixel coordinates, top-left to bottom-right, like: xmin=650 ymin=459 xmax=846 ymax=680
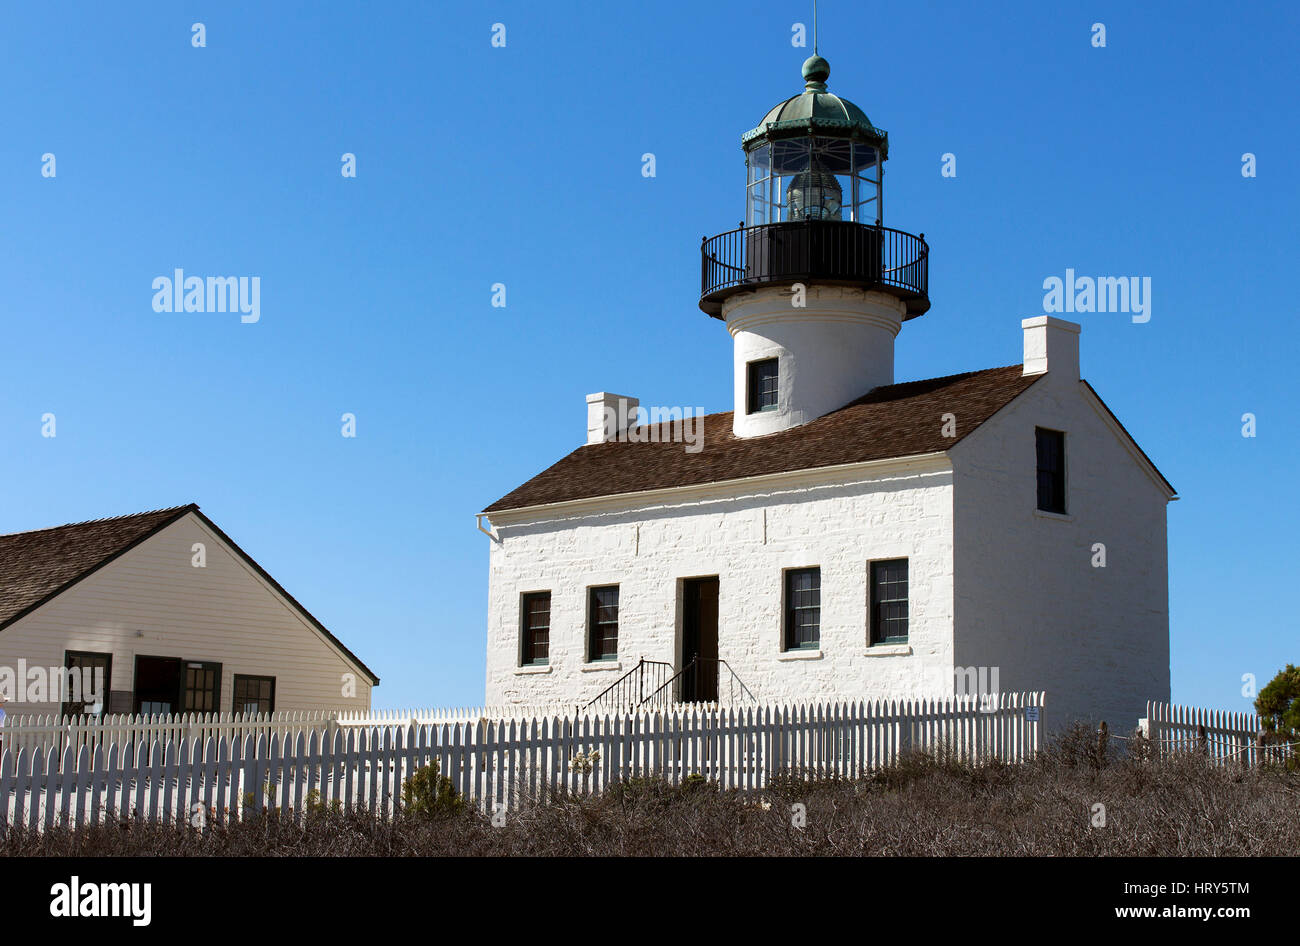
xmin=680 ymin=577 xmax=719 ymax=703
xmin=133 ymin=655 xmax=222 ymax=715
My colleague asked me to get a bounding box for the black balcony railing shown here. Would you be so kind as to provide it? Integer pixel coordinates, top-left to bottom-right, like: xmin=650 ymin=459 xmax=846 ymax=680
xmin=700 ymin=220 xmax=929 ymax=318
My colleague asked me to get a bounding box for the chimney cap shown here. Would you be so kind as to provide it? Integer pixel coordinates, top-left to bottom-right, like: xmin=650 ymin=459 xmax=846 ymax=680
xmin=1022 ymin=316 xmax=1080 ymax=378
xmin=586 ymin=392 xmax=639 ymax=445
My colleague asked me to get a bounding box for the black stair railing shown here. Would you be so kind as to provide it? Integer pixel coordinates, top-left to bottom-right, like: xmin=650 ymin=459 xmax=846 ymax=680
xmin=640 ymin=657 xmax=757 ymax=707
xmin=583 ymin=657 xmax=674 ymax=712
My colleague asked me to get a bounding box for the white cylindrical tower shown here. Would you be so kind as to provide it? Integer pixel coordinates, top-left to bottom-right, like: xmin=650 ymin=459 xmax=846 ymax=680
xmin=698 ymin=55 xmax=930 ymax=438
xmin=726 ymin=285 xmax=906 ymax=437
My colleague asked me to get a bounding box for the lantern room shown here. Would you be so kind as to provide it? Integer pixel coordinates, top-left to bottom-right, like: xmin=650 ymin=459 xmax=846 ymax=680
xmin=699 ymin=55 xmax=929 ymax=321
xmin=743 ymin=56 xmax=886 ymax=226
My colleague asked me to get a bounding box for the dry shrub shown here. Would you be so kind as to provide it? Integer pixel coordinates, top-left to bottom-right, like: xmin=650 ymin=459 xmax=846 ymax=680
xmin=5 ymin=729 xmax=1297 ymax=856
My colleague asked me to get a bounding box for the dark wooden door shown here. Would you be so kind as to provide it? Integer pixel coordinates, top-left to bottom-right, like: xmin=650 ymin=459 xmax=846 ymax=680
xmin=681 ymin=578 xmax=719 ymax=702
xmin=133 ymin=656 xmax=181 ymax=716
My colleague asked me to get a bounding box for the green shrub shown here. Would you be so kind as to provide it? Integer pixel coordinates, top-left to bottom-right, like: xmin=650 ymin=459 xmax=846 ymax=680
xmin=401 ymin=761 xmax=465 ymax=817
xmin=681 ymin=773 xmax=709 ymax=792
xmin=304 ymin=788 xmax=342 ymax=817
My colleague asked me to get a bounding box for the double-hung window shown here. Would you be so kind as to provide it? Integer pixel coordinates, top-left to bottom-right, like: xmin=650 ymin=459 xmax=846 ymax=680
xmin=747 ymin=358 xmax=779 ymax=413
xmin=1036 ymin=427 xmax=1066 ymax=513
xmin=869 ymin=559 xmax=909 ymax=645
xmin=521 ymin=592 xmax=551 ymax=665
xmin=588 ymin=585 xmax=619 ymax=661
xmin=232 ymin=674 xmax=276 ymax=715
xmin=784 ymin=567 xmax=821 ymax=650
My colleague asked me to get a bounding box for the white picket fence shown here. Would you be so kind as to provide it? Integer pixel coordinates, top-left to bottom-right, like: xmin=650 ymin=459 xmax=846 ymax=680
xmin=0 ymin=704 xmax=591 ymax=763
xmin=1140 ymin=700 xmax=1294 ymax=764
xmin=0 ymin=692 xmax=1045 ymax=831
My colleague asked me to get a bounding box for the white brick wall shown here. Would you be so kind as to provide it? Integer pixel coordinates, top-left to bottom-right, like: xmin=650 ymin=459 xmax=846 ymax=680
xmin=485 ymin=458 xmax=957 ymax=707
xmin=950 ymin=368 xmax=1172 ymax=728
xmin=484 ymin=357 xmax=1173 ymax=727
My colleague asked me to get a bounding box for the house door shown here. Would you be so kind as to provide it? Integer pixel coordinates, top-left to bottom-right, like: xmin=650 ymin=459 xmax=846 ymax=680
xmin=134 ymin=656 xmax=222 ymax=715
xmin=134 ymin=656 xmax=182 ymax=715
xmin=681 ymin=577 xmax=719 ymax=703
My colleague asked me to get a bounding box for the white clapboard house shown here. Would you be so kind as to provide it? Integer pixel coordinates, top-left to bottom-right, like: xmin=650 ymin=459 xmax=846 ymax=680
xmin=478 ymin=56 xmax=1175 ymax=727
xmin=0 ymin=504 xmax=377 ymax=718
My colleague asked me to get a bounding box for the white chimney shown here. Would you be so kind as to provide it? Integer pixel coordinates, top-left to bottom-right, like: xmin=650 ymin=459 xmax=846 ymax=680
xmin=585 ymin=392 xmax=639 ymax=445
xmin=1022 ymin=316 xmax=1080 ymax=379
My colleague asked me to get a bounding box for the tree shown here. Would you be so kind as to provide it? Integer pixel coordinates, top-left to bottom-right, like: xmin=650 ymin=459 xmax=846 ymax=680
xmin=1255 ymin=664 xmax=1300 ymax=741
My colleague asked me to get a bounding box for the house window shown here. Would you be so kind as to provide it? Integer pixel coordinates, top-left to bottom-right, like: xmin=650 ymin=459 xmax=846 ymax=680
xmin=1036 ymin=427 xmax=1066 ymax=513
xmin=521 ymin=592 xmax=551 ymax=665
xmin=588 ymin=585 xmax=619 ymax=661
xmin=182 ymin=662 xmax=222 ymax=713
xmin=784 ymin=567 xmax=821 ymax=650
xmin=870 ymin=559 xmax=909 ymax=645
xmin=747 ymin=358 xmax=779 ymax=414
xmin=232 ymin=675 xmax=276 ymax=715
xmin=61 ymin=651 xmax=112 ymax=717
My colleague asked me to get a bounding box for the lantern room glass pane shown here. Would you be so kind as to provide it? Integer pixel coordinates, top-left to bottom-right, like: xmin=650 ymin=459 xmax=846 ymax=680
xmin=747 ymin=136 xmax=881 ymax=224
xmin=746 ymin=143 xmax=772 ymax=227
xmin=852 ymin=145 xmax=882 ymax=225
xmin=812 ymin=137 xmax=852 ymax=175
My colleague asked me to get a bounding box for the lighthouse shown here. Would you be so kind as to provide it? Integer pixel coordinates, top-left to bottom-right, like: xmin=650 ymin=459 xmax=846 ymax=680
xmin=482 ymin=50 xmax=1175 ymax=731
xmin=700 ymin=55 xmax=930 ymax=438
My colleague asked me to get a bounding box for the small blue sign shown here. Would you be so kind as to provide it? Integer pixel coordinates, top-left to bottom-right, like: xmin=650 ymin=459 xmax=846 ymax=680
xmin=1024 ymin=706 xmax=1040 ymax=722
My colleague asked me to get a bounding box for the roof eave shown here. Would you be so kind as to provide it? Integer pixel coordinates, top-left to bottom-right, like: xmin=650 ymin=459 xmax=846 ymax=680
xmin=482 ymin=451 xmax=954 ymax=525
xmin=188 ymin=509 xmax=382 ymax=686
xmin=1080 ymin=380 xmax=1178 ymax=499
xmin=0 ymin=505 xmax=382 ymax=688
xmin=0 ymin=504 xmax=199 ymax=634
xmin=741 ymin=118 xmax=889 ymax=153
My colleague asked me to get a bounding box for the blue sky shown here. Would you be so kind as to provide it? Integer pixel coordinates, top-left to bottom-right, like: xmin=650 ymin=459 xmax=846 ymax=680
xmin=1 ymin=1 xmax=1295 ymax=714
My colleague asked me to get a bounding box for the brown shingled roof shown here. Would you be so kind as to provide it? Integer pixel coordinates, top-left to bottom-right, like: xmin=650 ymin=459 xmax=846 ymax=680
xmin=0 ymin=504 xmax=379 ymax=685
xmin=0 ymin=505 xmax=194 ymax=629
xmin=484 ymin=365 xmax=1042 ymax=513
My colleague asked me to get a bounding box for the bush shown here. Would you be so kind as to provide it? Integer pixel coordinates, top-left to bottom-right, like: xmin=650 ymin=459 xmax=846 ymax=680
xmin=6 ymin=734 xmax=1298 ymax=856
xmin=304 ymin=788 xmax=342 ymax=818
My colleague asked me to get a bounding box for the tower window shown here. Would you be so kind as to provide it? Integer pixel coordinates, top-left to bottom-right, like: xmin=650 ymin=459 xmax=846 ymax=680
xmin=747 ymin=358 xmax=779 ymax=414
xmin=784 ymin=567 xmax=821 ymax=650
xmin=869 ymin=559 xmax=909 ymax=645
xmin=1035 ymin=427 xmax=1067 ymax=513
xmin=521 ymin=592 xmax=551 ymax=666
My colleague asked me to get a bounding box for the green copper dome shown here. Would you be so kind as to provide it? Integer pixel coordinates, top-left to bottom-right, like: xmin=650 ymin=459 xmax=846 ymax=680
xmin=742 ymin=56 xmax=888 ymax=156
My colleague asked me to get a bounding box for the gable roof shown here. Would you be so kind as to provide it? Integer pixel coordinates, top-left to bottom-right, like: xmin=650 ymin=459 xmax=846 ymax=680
xmin=484 ymin=365 xmax=1042 ymax=513
xmin=0 ymin=505 xmax=194 ymax=629
xmin=0 ymin=504 xmax=379 ymax=685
